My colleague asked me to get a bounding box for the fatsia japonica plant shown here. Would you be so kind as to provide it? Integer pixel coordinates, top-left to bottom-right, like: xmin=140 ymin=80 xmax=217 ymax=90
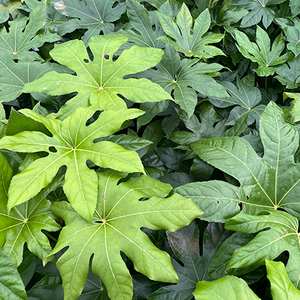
xmin=1 ymin=0 xmax=300 ymax=299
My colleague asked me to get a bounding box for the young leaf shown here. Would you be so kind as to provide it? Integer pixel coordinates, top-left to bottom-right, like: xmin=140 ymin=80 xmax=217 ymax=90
xmin=22 ymin=34 xmax=171 ymax=119
xmin=54 ymin=0 xmax=126 ymax=45
xmin=48 ymin=171 xmax=202 ymax=300
xmin=0 ymin=152 xmax=61 ymax=266
xmin=234 ymin=26 xmax=291 ymax=76
xmin=193 ymin=275 xmax=260 ymax=300
xmin=265 ymin=259 xmax=300 ymax=300
xmin=191 ymin=101 xmax=300 ymax=217
xmin=157 ymin=5 xmax=225 ymax=59
xmin=0 ymin=107 xmax=144 ymax=222
xmin=230 ymin=0 xmax=286 ymax=28
xmin=0 ymin=250 xmax=28 ymax=300
xmin=275 ymin=56 xmax=300 ymax=89
xmin=226 ymin=210 xmax=300 ymax=288
xmin=141 ymin=44 xmax=228 ymax=117
xmin=0 ymin=1 xmax=61 ymax=61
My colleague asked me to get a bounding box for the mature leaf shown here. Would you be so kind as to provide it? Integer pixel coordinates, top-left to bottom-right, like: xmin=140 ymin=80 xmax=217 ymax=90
xmin=209 ymin=75 xmax=265 ymax=125
xmin=289 ymin=0 xmax=300 ymax=17
xmin=157 ymin=5 xmax=225 ymax=59
xmin=283 ymin=92 xmax=300 ymax=123
xmin=0 ymin=53 xmax=70 ymax=103
xmin=275 ymin=56 xmax=300 ymax=89
xmin=48 ymin=171 xmax=202 ymax=300
xmin=285 ymin=22 xmax=300 ymax=57
xmin=0 ymin=0 xmax=23 ymax=23
xmin=191 ymin=101 xmax=300 ymax=217
xmin=0 ymin=250 xmax=28 ymax=300
xmin=226 ymin=210 xmax=300 ymax=288
xmin=141 ymin=44 xmax=228 ymax=117
xmin=234 ymin=26 xmax=291 ymax=76
xmin=125 ymin=0 xmax=165 ymax=48
xmin=149 ymin=222 xmax=232 ymax=300
xmin=0 ymin=1 xmax=60 ymax=61
xmin=0 ymin=107 xmax=144 ymax=222
xmin=230 ymin=0 xmax=286 ymax=28
xmin=53 ymin=0 xmax=126 ymax=44
xmin=265 ymin=259 xmax=300 ymax=300
xmin=193 ymin=275 xmax=260 ymax=300
xmin=22 ymin=34 xmax=171 ymax=119
xmin=0 ymin=152 xmax=61 ymax=266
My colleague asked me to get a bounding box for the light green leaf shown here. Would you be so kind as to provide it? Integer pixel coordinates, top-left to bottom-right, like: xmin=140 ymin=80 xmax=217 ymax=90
xmin=289 ymin=0 xmax=300 ymax=18
xmin=286 ymin=22 xmax=300 ymax=57
xmin=275 ymin=56 xmax=300 ymax=89
xmin=54 ymin=0 xmax=126 ymax=45
xmin=283 ymin=92 xmax=300 ymax=123
xmin=193 ymin=275 xmax=260 ymax=300
xmin=0 ymin=1 xmax=61 ymax=61
xmin=0 ymin=107 xmax=144 ymax=222
xmin=265 ymin=259 xmax=300 ymax=300
xmin=0 ymin=250 xmax=27 ymax=300
xmin=0 ymin=152 xmax=61 ymax=266
xmin=0 ymin=0 xmax=23 ymax=23
xmin=191 ymin=101 xmax=300 ymax=217
xmin=49 ymin=171 xmax=202 ymax=300
xmin=226 ymin=210 xmax=300 ymax=288
xmin=234 ymin=26 xmax=291 ymax=76
xmin=22 ymin=34 xmax=171 ymax=119
xmin=157 ymin=5 xmax=225 ymax=59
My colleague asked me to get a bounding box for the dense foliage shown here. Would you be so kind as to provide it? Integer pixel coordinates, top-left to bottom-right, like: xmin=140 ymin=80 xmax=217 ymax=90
xmin=1 ymin=0 xmax=300 ymax=299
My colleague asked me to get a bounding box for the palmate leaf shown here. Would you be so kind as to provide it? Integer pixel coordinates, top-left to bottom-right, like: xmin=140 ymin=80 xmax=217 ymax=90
xmin=22 ymin=34 xmax=171 ymax=119
xmin=225 ymin=210 xmax=300 ymax=288
xmin=0 ymin=1 xmax=60 ymax=61
xmin=230 ymin=0 xmax=286 ymax=28
xmin=275 ymin=56 xmax=300 ymax=89
xmin=48 ymin=171 xmax=202 ymax=300
xmin=0 ymin=0 xmax=23 ymax=23
xmin=53 ymin=0 xmax=126 ymax=45
xmin=141 ymin=44 xmax=228 ymax=117
xmin=157 ymin=4 xmax=225 ymax=59
xmin=189 ymin=101 xmax=300 ymax=219
xmin=0 ymin=53 xmax=70 ymax=103
xmin=234 ymin=26 xmax=291 ymax=76
xmin=0 ymin=106 xmax=144 ymax=222
xmin=0 ymin=152 xmax=61 ymax=267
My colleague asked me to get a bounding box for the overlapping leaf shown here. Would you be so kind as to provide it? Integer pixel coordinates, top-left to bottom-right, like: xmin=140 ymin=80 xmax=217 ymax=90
xmin=283 ymin=92 xmax=300 ymax=123
xmin=0 ymin=0 xmax=23 ymax=23
xmin=48 ymin=171 xmax=202 ymax=300
xmin=188 ymin=101 xmax=300 ymax=219
xmin=22 ymin=34 xmax=171 ymax=119
xmin=0 ymin=1 xmax=60 ymax=61
xmin=157 ymin=4 xmax=225 ymax=59
xmin=0 ymin=106 xmax=144 ymax=222
xmin=0 ymin=152 xmax=61 ymax=267
xmin=234 ymin=26 xmax=291 ymax=76
xmin=54 ymin=0 xmax=126 ymax=44
xmin=275 ymin=56 xmax=300 ymax=89
xmin=225 ymin=210 xmax=300 ymax=288
xmin=140 ymin=44 xmax=228 ymax=117
xmin=230 ymin=0 xmax=286 ymax=28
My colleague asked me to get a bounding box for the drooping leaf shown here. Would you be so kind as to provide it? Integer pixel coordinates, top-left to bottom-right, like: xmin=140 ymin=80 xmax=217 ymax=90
xmin=275 ymin=56 xmax=300 ymax=89
xmin=190 ymin=101 xmax=300 ymax=218
xmin=193 ymin=275 xmax=260 ymax=300
xmin=141 ymin=44 xmax=228 ymax=117
xmin=0 ymin=53 xmax=70 ymax=103
xmin=157 ymin=5 xmax=225 ymax=59
xmin=0 ymin=250 xmax=28 ymax=300
xmin=48 ymin=171 xmax=202 ymax=300
xmin=265 ymin=259 xmax=300 ymax=300
xmin=0 ymin=107 xmax=145 ymax=222
xmin=225 ymin=210 xmax=300 ymax=288
xmin=22 ymin=34 xmax=171 ymax=119
xmin=209 ymin=75 xmax=265 ymax=125
xmin=0 ymin=1 xmax=61 ymax=61
xmin=230 ymin=0 xmax=286 ymax=28
xmin=53 ymin=0 xmax=126 ymax=45
xmin=125 ymin=0 xmax=165 ymax=48
xmin=0 ymin=152 xmax=61 ymax=266
xmin=149 ymin=222 xmax=232 ymax=300
xmin=234 ymin=26 xmax=291 ymax=76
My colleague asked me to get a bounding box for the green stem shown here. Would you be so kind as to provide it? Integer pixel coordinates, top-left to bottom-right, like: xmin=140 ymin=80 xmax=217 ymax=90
xmin=44 ymin=231 xmax=58 ymax=242
xmin=30 ymin=95 xmax=36 ymax=109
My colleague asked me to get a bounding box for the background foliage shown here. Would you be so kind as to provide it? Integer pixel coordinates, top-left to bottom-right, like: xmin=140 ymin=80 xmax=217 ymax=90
xmin=1 ymin=0 xmax=300 ymax=299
